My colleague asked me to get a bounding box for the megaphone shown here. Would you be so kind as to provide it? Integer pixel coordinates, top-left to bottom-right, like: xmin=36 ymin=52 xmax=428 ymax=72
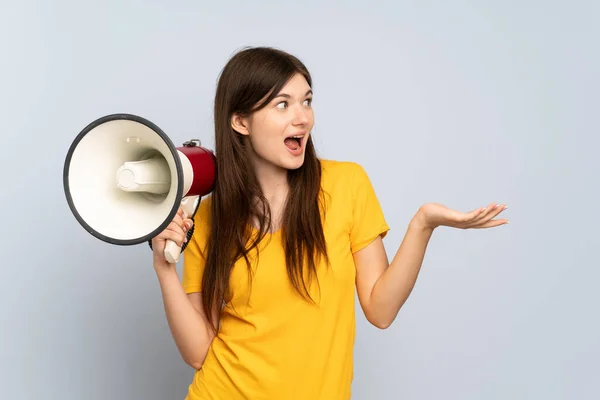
xmin=63 ymin=113 xmax=216 ymax=263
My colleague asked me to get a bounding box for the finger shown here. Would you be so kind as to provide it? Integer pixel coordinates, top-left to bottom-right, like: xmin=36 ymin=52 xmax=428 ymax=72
xmin=470 ymin=203 xmax=497 ymax=222
xmin=158 ymin=229 xmax=186 ymax=246
xmin=168 ymin=215 xmax=189 ymax=236
xmin=479 ymin=204 xmax=508 ymax=224
xmin=171 ymin=212 xmax=184 ymax=228
xmin=180 ymin=219 xmax=193 ymax=243
xmin=461 ymin=205 xmax=490 ymax=223
xmin=471 ymin=203 xmax=506 ymax=224
xmin=175 ymin=207 xmax=185 ymax=223
xmin=471 ymin=218 xmax=509 ymax=229
xmin=162 ymin=223 xmax=185 ymax=237
xmin=165 ymin=222 xmax=186 ymax=243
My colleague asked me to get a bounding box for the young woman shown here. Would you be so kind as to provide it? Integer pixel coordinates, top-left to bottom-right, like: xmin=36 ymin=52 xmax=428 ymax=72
xmin=150 ymin=47 xmax=508 ymax=400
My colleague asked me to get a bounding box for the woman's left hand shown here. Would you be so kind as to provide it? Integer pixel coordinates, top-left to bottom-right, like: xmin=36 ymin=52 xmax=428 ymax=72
xmin=416 ymin=202 xmax=509 ymax=230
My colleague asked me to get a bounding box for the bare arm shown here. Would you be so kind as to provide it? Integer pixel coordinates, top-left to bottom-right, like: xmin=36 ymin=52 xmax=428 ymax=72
xmin=354 ymin=214 xmax=432 ymax=329
xmin=355 ymin=202 xmax=508 ymax=329
xmin=151 ymin=208 xmax=219 ymax=370
xmin=155 ymin=265 xmax=218 ymax=369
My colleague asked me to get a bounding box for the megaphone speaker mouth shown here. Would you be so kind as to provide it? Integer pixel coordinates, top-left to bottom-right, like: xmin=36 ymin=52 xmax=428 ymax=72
xmin=63 ymin=113 xmax=185 ymax=246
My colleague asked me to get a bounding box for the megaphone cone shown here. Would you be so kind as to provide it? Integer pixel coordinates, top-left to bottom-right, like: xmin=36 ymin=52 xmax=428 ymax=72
xmin=63 ymin=113 xmax=216 ymax=263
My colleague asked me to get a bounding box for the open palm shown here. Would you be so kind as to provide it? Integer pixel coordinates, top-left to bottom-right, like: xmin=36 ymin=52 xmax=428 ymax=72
xmin=419 ymin=202 xmax=509 ymax=230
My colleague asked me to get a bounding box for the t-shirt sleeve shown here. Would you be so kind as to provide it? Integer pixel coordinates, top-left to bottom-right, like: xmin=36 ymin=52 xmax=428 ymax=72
xmin=349 ymin=163 xmax=390 ymax=254
xmin=181 ymin=197 xmax=211 ymax=294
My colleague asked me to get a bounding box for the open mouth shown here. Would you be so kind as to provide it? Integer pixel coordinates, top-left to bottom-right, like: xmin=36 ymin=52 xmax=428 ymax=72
xmin=284 ymin=134 xmax=304 ymax=151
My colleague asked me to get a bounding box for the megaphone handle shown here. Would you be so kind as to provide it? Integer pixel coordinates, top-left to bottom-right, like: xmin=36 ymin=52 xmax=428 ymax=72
xmin=164 ymin=239 xmax=183 ymax=264
xmin=164 ymin=196 xmax=201 ymax=264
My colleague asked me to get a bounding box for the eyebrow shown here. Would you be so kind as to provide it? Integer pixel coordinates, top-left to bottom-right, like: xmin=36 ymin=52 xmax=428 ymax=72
xmin=274 ymin=89 xmax=313 ymax=99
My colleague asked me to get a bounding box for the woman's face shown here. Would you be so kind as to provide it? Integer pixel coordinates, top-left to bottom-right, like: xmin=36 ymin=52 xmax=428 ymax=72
xmin=232 ymin=73 xmax=314 ymax=172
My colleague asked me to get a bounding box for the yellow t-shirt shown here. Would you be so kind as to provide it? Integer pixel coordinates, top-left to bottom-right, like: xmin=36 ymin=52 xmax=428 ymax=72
xmin=181 ymin=159 xmax=389 ymax=400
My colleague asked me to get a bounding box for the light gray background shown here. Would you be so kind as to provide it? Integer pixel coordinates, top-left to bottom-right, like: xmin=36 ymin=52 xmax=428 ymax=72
xmin=1 ymin=0 xmax=598 ymax=399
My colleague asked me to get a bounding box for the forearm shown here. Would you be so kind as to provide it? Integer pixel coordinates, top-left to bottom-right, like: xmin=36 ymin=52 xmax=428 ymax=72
xmin=369 ymin=211 xmax=434 ymax=328
xmin=155 ymin=265 xmax=214 ymax=369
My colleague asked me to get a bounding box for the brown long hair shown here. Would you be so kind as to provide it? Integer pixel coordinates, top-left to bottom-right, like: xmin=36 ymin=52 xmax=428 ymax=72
xmin=201 ymin=47 xmax=329 ymax=328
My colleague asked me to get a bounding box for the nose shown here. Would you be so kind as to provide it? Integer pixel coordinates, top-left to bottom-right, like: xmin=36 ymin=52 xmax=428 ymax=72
xmin=292 ymin=104 xmax=310 ymax=126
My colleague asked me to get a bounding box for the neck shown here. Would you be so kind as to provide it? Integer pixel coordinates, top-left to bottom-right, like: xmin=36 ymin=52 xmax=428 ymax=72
xmin=251 ymin=158 xmax=289 ymax=232
xmin=253 ymin=159 xmax=289 ymax=199
xmin=252 ymin=156 xmax=289 ymax=200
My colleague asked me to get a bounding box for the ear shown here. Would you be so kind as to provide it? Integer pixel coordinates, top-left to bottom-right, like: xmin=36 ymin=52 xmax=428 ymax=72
xmin=231 ymin=113 xmax=250 ymax=136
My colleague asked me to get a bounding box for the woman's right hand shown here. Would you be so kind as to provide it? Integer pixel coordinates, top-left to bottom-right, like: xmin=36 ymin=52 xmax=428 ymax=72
xmin=151 ymin=207 xmax=194 ymax=268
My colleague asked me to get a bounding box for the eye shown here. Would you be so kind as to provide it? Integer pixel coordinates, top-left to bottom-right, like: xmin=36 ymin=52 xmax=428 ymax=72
xmin=304 ymin=98 xmax=313 ymax=107
xmin=276 ymin=101 xmax=288 ymax=109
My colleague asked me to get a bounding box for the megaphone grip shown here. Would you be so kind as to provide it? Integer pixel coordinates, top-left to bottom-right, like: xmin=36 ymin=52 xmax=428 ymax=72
xmin=164 ymin=240 xmax=183 ymax=264
xmin=161 ymin=196 xmax=201 ymax=264
xmin=162 ymin=211 xmax=194 ymax=263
